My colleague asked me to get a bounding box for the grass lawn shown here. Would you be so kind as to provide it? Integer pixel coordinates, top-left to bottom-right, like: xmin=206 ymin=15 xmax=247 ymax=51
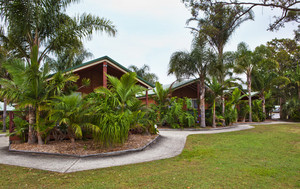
xmin=0 ymin=123 xmax=299 ymax=189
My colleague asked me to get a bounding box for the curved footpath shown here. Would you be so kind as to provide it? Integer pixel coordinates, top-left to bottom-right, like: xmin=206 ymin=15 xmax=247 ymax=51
xmin=0 ymin=121 xmax=291 ymax=173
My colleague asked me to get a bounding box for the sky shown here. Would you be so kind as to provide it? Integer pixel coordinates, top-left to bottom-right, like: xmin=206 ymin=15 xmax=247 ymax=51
xmin=67 ymin=0 xmax=298 ymax=85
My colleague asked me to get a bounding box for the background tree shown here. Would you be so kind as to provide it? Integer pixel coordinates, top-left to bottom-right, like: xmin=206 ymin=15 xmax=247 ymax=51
xmin=234 ymin=42 xmax=254 ymax=122
xmin=0 ymin=0 xmax=116 ymax=66
xmin=251 ymin=45 xmax=279 ymax=115
xmin=183 ymin=0 xmax=300 ymax=31
xmin=128 ymin=64 xmax=159 ymax=85
xmin=46 ymin=46 xmax=93 ymax=72
xmin=0 ymin=45 xmax=10 ymax=132
xmin=168 ymin=40 xmax=216 ymax=127
xmin=183 ymin=2 xmax=253 ymax=123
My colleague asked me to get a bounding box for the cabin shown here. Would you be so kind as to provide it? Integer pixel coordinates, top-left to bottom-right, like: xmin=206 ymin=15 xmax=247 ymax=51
xmin=138 ymin=78 xmax=201 ymax=110
xmin=64 ymin=56 xmax=155 ymax=104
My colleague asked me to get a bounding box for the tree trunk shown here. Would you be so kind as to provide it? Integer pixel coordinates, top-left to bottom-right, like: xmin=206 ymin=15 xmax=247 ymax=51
xmin=248 ymin=73 xmax=252 ymax=122
xmin=2 ymin=98 xmax=7 ymax=133
xmin=279 ymin=97 xmax=283 ymax=119
xmin=36 ymin=107 xmax=43 ymax=145
xmin=200 ymin=78 xmax=206 ymax=128
xmin=212 ymin=100 xmax=216 ymax=128
xmin=28 ymin=106 xmax=36 ymax=144
xmin=221 ymin=95 xmax=226 ymax=126
xmin=262 ymin=95 xmax=266 ymax=114
xmin=37 ymin=132 xmax=43 ymax=145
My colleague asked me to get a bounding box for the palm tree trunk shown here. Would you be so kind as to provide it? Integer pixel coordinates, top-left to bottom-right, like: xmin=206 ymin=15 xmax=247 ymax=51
xmin=28 ymin=106 xmax=36 ymax=144
xmin=221 ymin=95 xmax=225 ymax=126
xmin=68 ymin=126 xmax=76 ymax=145
xmin=248 ymin=73 xmax=252 ymax=122
xmin=2 ymin=98 xmax=7 ymax=132
xmin=200 ymin=79 xmax=206 ymax=128
xmin=36 ymin=106 xmax=43 ymax=145
xmin=262 ymin=95 xmax=266 ymax=114
xmin=212 ymin=100 xmax=216 ymax=128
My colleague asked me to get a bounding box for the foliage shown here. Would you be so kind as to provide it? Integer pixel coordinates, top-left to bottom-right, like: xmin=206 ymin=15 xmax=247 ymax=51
xmin=252 ymin=100 xmax=266 ymax=122
xmin=168 ymin=42 xmax=216 ymax=127
xmin=224 ymin=88 xmax=246 ymax=125
xmin=95 ymin=72 xmax=145 ymax=112
xmin=183 ymin=0 xmax=300 ymax=31
xmin=161 ymin=97 xmax=197 ymax=128
xmin=8 ymin=116 xmax=28 ymax=142
xmin=0 ymin=0 xmax=116 ymax=66
xmin=49 ymin=94 xmax=100 ymax=144
xmin=128 ymin=64 xmax=158 ymax=85
xmin=46 ymin=46 xmax=93 ymax=72
xmin=282 ymin=98 xmax=300 ymax=121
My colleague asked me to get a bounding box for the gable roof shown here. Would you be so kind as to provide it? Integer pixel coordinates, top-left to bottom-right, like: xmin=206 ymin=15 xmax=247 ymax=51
xmin=54 ymin=56 xmax=155 ymax=89
xmin=138 ymin=78 xmax=199 ymax=98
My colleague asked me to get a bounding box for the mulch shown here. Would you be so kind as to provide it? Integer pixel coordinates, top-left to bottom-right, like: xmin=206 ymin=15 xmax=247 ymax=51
xmin=10 ymin=134 xmax=158 ymax=155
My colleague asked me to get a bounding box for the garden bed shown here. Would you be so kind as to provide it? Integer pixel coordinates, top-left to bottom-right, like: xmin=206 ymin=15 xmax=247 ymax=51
xmin=9 ymin=134 xmax=158 ymax=157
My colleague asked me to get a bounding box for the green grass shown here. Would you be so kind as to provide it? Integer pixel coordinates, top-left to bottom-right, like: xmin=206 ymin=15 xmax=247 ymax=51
xmin=1 ymin=123 xmax=299 ymax=189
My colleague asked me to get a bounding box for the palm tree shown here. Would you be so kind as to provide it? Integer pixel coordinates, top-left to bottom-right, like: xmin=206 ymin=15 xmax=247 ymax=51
xmin=234 ymin=42 xmax=254 ymax=122
xmin=95 ymin=72 xmax=145 ymax=112
xmin=49 ymin=94 xmax=100 ymax=144
xmin=128 ymin=64 xmax=158 ymax=85
xmin=185 ymin=3 xmax=253 ymax=123
xmin=206 ymin=77 xmax=225 ymax=127
xmin=0 ymin=45 xmax=10 ymax=133
xmin=168 ymin=41 xmax=216 ymax=127
xmin=0 ymin=0 xmax=116 ymax=66
xmin=46 ymin=46 xmax=93 ymax=72
xmin=0 ymin=47 xmax=80 ymax=144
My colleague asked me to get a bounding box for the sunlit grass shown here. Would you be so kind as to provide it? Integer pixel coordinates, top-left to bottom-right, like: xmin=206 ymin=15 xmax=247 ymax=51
xmin=0 ymin=123 xmax=299 ymax=189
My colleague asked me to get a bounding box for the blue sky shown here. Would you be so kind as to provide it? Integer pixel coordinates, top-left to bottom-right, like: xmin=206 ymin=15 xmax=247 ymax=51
xmin=67 ymin=0 xmax=297 ymax=84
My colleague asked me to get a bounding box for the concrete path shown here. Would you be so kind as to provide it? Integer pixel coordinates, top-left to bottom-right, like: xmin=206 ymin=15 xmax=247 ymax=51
xmin=0 ymin=122 xmax=291 ymax=173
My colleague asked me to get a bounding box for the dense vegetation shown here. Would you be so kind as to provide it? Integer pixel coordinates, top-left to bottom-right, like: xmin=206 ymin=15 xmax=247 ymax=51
xmin=0 ymin=0 xmax=298 ymax=147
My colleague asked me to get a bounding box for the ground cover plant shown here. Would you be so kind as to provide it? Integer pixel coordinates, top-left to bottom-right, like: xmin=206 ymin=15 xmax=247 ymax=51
xmin=0 ymin=123 xmax=299 ymax=188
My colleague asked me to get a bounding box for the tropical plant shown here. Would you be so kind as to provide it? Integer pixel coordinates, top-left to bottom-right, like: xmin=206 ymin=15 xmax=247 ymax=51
xmin=0 ymin=48 xmax=80 ymax=144
xmin=46 ymin=46 xmax=93 ymax=72
xmin=49 ymin=94 xmax=100 ymax=144
xmin=206 ymin=77 xmax=225 ymax=127
xmin=282 ymin=98 xmax=300 ymax=121
xmin=168 ymin=41 xmax=216 ymax=127
xmin=183 ymin=2 xmax=253 ymax=123
xmin=234 ymin=42 xmax=255 ymax=122
xmin=252 ymin=99 xmax=265 ymax=122
xmin=128 ymin=64 xmax=159 ymax=85
xmin=0 ymin=0 xmax=116 ymax=67
xmin=162 ymin=97 xmax=197 ymax=128
xmin=95 ymin=72 xmax=145 ymax=112
xmin=224 ymin=88 xmax=246 ymax=125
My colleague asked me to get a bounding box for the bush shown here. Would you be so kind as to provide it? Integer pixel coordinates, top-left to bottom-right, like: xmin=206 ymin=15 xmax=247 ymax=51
xmin=160 ymin=97 xmax=197 ymax=128
xmin=252 ymin=100 xmax=265 ymax=122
